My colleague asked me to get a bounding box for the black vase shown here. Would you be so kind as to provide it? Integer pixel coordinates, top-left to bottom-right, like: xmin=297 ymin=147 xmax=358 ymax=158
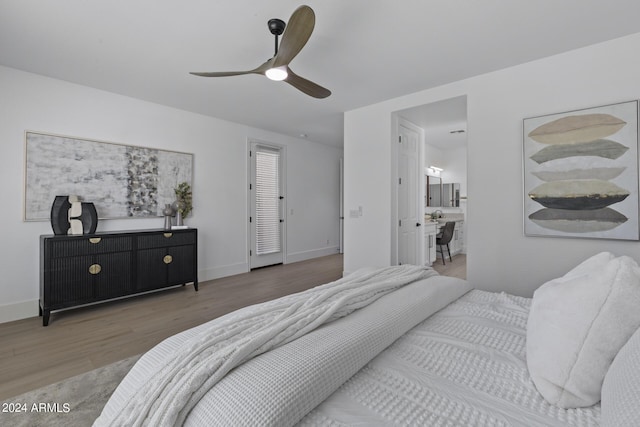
xmin=50 ymin=196 xmax=71 ymax=235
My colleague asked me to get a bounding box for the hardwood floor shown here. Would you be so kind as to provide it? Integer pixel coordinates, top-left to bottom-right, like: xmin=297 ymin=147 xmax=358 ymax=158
xmin=0 ymin=252 xmax=467 ymax=401
xmin=0 ymin=254 xmax=343 ymax=400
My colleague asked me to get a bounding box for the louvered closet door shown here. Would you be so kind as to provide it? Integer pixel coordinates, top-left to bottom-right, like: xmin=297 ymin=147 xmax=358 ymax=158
xmin=250 ymin=142 xmax=284 ymax=269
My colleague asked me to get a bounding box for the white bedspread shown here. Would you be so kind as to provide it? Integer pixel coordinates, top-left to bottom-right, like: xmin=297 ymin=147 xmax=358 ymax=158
xmin=95 ymin=264 xmax=439 ymax=427
xmin=98 ymin=270 xmax=600 ymax=426
xmin=300 ymin=290 xmax=601 ymax=426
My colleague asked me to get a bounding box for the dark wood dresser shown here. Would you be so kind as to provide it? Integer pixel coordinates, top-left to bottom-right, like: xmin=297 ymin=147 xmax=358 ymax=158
xmin=39 ymin=228 xmax=198 ymax=326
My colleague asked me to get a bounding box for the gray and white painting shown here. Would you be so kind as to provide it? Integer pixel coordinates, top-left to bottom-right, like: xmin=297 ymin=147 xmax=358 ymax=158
xmin=523 ymin=101 xmax=639 ymax=240
xmin=24 ymin=132 xmax=193 ymax=220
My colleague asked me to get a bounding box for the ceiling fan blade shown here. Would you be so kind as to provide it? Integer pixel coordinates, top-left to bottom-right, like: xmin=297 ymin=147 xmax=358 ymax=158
xmin=284 ymin=67 xmax=331 ymax=99
xmin=272 ymin=5 xmax=315 ymax=68
xmin=190 ymin=59 xmax=272 ymax=78
xmin=190 ymin=71 xmax=253 ymax=77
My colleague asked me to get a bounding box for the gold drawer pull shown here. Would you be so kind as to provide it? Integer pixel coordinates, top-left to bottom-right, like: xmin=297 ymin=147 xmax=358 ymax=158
xmin=89 ymin=264 xmax=102 ymax=275
xmin=163 ymin=233 xmax=173 ymax=238
xmin=163 ymin=255 xmax=173 ymax=264
xmin=89 ymin=237 xmax=101 ymax=244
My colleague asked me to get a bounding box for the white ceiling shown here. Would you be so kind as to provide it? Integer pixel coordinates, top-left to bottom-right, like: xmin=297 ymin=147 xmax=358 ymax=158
xmin=2 ymin=1 xmax=640 ymax=148
xmin=397 ymin=96 xmax=467 ymax=150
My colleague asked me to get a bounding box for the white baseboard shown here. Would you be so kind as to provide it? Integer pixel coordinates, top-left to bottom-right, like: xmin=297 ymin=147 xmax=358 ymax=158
xmin=286 ymin=246 xmax=340 ymax=264
xmin=0 ymin=299 xmax=39 ymax=324
xmin=0 ymin=262 xmax=249 ymax=325
xmin=1 ymin=253 xmax=339 ymax=325
xmin=198 ymin=262 xmax=249 ymax=282
xmin=199 ymin=248 xmax=339 ymax=281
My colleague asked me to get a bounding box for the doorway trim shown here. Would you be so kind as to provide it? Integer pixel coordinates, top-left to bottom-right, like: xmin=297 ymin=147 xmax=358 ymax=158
xmin=247 ymin=138 xmax=287 ymax=269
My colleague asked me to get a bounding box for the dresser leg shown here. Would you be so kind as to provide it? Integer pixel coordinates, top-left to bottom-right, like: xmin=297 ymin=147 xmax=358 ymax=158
xmin=194 ymin=281 xmax=199 ymax=292
xmin=42 ymin=310 xmax=50 ymax=327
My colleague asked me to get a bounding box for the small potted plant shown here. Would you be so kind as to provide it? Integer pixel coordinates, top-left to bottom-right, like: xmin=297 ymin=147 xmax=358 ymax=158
xmin=172 ymin=182 xmax=193 ymax=226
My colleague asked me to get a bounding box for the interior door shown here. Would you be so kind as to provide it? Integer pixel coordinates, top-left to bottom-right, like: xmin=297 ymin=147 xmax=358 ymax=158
xmin=397 ymin=123 xmax=422 ymax=265
xmin=249 ymin=142 xmax=284 ymax=269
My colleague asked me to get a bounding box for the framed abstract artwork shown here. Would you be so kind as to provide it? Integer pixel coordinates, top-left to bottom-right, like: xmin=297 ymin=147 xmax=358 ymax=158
xmin=24 ymin=131 xmax=193 ymax=221
xmin=523 ymin=100 xmax=639 ymax=240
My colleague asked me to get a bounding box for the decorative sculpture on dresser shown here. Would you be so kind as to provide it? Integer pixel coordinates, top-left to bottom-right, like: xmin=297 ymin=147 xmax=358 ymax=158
xmin=50 ymin=195 xmax=98 ymax=235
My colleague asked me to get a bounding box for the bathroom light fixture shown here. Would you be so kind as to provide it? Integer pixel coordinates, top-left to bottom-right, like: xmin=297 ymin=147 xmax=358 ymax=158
xmin=428 ymin=165 xmax=443 ymax=176
xmin=265 ymin=66 xmax=288 ymax=81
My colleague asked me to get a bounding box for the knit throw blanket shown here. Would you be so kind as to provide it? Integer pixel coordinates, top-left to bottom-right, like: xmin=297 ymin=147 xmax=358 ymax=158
xmin=94 ymin=264 xmax=437 ymax=427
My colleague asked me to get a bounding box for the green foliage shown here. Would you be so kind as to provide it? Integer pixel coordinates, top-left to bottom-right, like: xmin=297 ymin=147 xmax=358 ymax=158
xmin=174 ymin=182 xmax=193 ymax=217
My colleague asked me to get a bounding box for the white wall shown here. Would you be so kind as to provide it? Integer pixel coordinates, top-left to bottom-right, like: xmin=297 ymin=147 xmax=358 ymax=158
xmin=344 ymin=103 xmax=393 ymax=271
xmin=0 ymin=65 xmax=342 ymax=323
xmin=424 ymin=143 xmax=445 ymax=174
xmin=440 ymin=147 xmax=467 ymax=198
xmin=344 ymin=32 xmax=640 ymax=296
xmin=424 ymin=145 xmax=467 ymax=210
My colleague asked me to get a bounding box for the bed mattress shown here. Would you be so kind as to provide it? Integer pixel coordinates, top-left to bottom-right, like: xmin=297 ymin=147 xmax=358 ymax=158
xmin=300 ymin=290 xmax=600 ymax=426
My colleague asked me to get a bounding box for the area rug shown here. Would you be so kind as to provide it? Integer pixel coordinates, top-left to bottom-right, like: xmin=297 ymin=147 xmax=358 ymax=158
xmin=0 ymin=355 xmax=140 ymax=427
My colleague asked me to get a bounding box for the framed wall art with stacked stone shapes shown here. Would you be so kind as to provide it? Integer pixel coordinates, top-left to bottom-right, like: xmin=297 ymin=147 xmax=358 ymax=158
xmin=24 ymin=131 xmax=193 ymax=221
xmin=523 ymin=101 xmax=639 ymax=240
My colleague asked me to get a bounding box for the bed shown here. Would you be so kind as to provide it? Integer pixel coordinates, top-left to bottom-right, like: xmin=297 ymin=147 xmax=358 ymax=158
xmin=94 ymin=255 xmax=640 ymax=426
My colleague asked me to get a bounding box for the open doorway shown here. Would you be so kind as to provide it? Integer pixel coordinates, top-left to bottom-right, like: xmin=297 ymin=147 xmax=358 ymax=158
xmin=392 ymin=95 xmax=467 ymax=277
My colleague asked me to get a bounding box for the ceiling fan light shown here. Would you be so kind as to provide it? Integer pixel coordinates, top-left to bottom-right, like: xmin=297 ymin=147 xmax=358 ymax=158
xmin=265 ymin=66 xmax=288 ymax=81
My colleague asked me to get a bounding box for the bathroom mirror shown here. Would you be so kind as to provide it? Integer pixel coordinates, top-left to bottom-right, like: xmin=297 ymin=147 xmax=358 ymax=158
xmin=425 ymin=176 xmax=441 ymax=207
xmin=426 ymin=178 xmax=460 ymax=207
xmin=442 ymin=183 xmax=460 ymax=207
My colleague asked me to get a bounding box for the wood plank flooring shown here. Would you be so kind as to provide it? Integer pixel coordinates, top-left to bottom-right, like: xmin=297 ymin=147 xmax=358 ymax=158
xmin=0 ymin=254 xmax=343 ymax=400
xmin=0 ymin=252 xmax=467 ymax=401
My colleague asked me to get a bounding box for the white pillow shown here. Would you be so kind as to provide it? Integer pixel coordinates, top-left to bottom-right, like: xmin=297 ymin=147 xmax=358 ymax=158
xmin=561 ymin=251 xmax=615 ymax=278
xmin=601 ymin=326 xmax=640 ymax=427
xmin=526 ymin=253 xmax=640 ymax=408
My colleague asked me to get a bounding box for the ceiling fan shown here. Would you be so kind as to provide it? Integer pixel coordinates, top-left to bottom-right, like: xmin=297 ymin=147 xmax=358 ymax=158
xmin=190 ymin=5 xmax=331 ymax=99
